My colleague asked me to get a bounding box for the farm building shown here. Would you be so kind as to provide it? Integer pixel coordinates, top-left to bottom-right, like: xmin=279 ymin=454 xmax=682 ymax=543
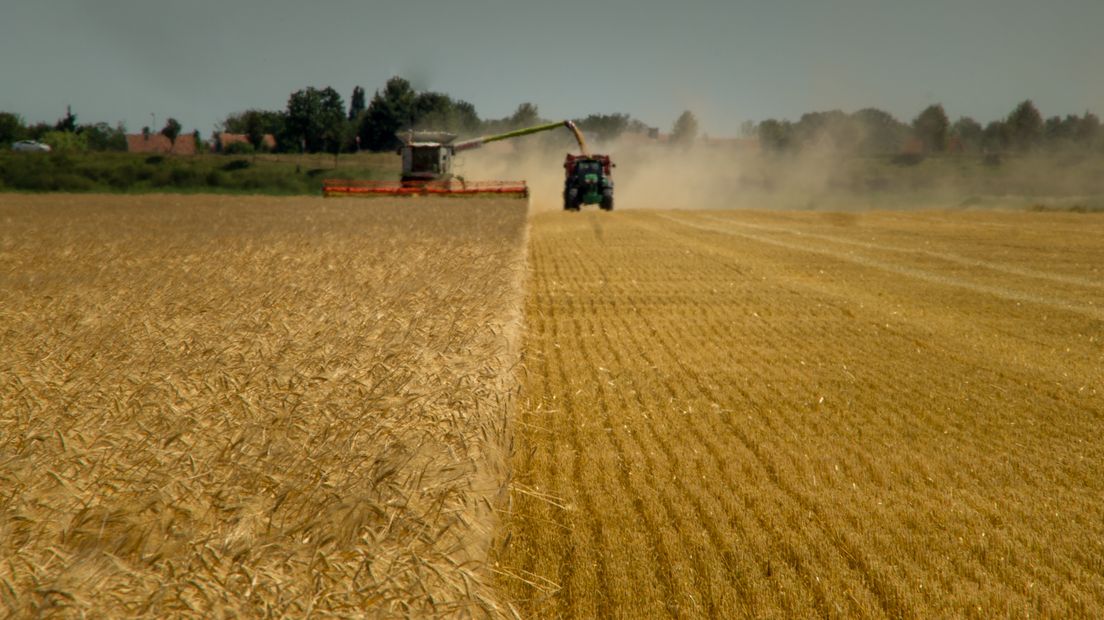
xmin=126 ymin=133 xmax=196 ymax=155
xmin=217 ymin=132 xmax=276 ymax=152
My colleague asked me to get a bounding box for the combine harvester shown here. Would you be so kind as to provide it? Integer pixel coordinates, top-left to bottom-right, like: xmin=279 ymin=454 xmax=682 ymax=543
xmin=324 ymin=120 xmax=614 ymax=209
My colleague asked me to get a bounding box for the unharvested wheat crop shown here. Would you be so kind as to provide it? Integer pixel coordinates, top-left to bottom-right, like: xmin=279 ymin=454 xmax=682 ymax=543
xmin=0 ymin=194 xmax=528 ymax=617
xmin=496 ymin=208 xmax=1104 ymax=618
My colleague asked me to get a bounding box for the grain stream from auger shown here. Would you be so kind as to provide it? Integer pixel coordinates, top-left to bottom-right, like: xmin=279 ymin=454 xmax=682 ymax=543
xmin=495 ymin=209 xmax=1104 ymax=618
xmin=0 ymin=195 xmax=527 ymax=617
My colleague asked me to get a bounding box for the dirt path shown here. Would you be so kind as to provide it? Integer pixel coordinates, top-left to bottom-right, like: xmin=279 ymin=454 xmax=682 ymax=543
xmin=494 ymin=208 xmax=1104 ymax=618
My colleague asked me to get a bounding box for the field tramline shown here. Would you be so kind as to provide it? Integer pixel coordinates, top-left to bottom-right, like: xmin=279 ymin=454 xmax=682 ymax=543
xmin=496 ymin=209 xmax=1104 ymax=618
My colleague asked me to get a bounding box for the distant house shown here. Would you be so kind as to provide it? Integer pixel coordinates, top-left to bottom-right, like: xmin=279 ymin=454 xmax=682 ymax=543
xmin=127 ymin=133 xmax=197 ymax=155
xmin=217 ymin=132 xmax=276 ymax=152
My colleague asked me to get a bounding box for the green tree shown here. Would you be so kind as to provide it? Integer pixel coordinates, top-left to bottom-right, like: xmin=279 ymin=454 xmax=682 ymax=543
xmin=951 ymin=117 xmax=983 ymax=153
xmin=55 ymin=106 xmax=77 ymax=133
xmin=349 ymin=86 xmax=366 ymax=121
xmin=193 ymin=129 xmax=208 ymax=153
xmin=480 ymin=102 xmax=542 ymax=135
xmin=852 ymin=108 xmax=909 ymax=154
xmin=359 ymin=77 xmax=417 ymax=151
xmin=25 ymin=122 xmax=51 ymax=141
xmin=1073 ymin=112 xmax=1100 ymax=147
xmin=79 ymin=122 xmax=127 ymax=151
xmin=792 ymin=110 xmax=858 ymax=151
xmin=319 ymin=87 xmax=347 ymax=155
xmin=626 ymin=118 xmax=653 ymax=135
xmin=41 ymin=130 xmax=88 ymax=152
xmin=244 ymin=112 xmax=266 ymax=151
xmin=911 ymin=104 xmax=950 ymax=153
xmin=576 ymin=113 xmax=630 ymax=143
xmin=221 ymin=110 xmax=285 ymax=137
xmin=285 ymin=86 xmax=346 ymax=153
xmin=757 ymin=119 xmax=792 ymax=152
xmin=508 ymin=102 xmax=540 ymax=129
xmin=982 ymin=120 xmax=1009 ymax=151
xmin=451 ymin=101 xmax=480 ymax=134
xmin=161 ymin=118 xmax=182 ymax=152
xmin=412 ymin=91 xmax=481 ymax=134
xmin=1006 ymin=100 xmax=1043 ymax=151
xmin=671 ymin=110 xmax=699 ymax=146
xmin=1043 ymin=115 xmax=1083 ymax=146
xmin=0 ymin=111 xmax=26 ymax=145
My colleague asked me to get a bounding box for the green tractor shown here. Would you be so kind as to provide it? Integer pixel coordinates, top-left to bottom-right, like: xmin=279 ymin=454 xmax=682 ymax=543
xmin=563 ymin=154 xmax=614 ymax=211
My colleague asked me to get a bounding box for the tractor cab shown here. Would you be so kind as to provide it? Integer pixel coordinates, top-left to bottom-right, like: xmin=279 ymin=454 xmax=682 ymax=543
xmin=563 ymin=154 xmax=614 ymax=211
xmin=574 ymin=159 xmax=604 ymax=176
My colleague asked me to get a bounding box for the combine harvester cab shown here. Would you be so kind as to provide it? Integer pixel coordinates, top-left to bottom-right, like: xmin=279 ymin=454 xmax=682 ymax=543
xmin=324 ymin=121 xmax=591 ymax=199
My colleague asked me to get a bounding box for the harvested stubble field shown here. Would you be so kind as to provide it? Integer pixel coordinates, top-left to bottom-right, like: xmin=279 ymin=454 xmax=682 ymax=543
xmin=496 ymin=208 xmax=1104 ymax=618
xmin=0 ymin=195 xmax=528 ymax=617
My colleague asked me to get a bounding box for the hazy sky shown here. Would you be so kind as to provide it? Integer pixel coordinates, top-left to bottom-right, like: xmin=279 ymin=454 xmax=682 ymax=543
xmin=2 ymin=0 xmax=1102 ymax=136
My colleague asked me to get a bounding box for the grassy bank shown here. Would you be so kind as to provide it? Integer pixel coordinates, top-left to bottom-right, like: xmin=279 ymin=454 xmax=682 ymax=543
xmin=0 ymin=151 xmax=401 ymax=195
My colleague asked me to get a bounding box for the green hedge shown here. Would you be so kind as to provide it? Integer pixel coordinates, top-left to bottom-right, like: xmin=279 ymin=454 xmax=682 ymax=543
xmin=0 ymin=151 xmax=392 ymax=195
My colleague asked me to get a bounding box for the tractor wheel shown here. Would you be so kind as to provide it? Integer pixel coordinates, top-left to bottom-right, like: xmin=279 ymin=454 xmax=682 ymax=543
xmin=600 ymin=191 xmax=614 ymax=211
xmin=565 ymin=188 xmax=581 ymax=211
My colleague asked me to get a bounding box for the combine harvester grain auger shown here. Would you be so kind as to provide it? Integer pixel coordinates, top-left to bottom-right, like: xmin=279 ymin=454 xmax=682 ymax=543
xmin=323 ymin=120 xmax=595 ymax=199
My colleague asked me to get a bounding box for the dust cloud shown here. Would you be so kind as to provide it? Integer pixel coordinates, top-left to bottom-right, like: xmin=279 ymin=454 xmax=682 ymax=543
xmin=459 ymin=133 xmax=1104 ymax=214
xmin=461 ymin=138 xmax=766 ymax=213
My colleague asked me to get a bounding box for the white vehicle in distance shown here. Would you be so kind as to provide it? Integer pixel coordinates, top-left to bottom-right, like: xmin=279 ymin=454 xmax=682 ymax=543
xmin=11 ymin=140 xmax=52 ymax=153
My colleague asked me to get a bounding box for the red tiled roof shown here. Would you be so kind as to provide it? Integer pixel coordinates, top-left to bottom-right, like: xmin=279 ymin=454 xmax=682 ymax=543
xmin=127 ymin=133 xmax=197 ymax=155
xmin=218 ymin=133 xmax=276 ymax=151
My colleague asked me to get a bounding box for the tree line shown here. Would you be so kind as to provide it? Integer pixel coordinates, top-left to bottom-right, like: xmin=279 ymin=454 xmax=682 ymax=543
xmin=0 ymin=107 xmax=129 ymax=152
xmin=219 ymin=77 xmax=674 ymax=155
xmin=0 ymin=106 xmax=203 ymax=154
xmin=0 ymin=76 xmax=683 ymax=156
xmin=5 ymin=79 xmax=1100 ymax=158
xmin=751 ymin=101 xmax=1102 ymax=156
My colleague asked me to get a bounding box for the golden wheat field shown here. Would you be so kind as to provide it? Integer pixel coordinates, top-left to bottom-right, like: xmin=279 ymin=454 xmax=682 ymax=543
xmin=3 ymin=195 xmax=1103 ymax=619
xmin=494 ymin=209 xmax=1104 ymax=618
xmin=0 ymin=194 xmax=528 ymax=617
